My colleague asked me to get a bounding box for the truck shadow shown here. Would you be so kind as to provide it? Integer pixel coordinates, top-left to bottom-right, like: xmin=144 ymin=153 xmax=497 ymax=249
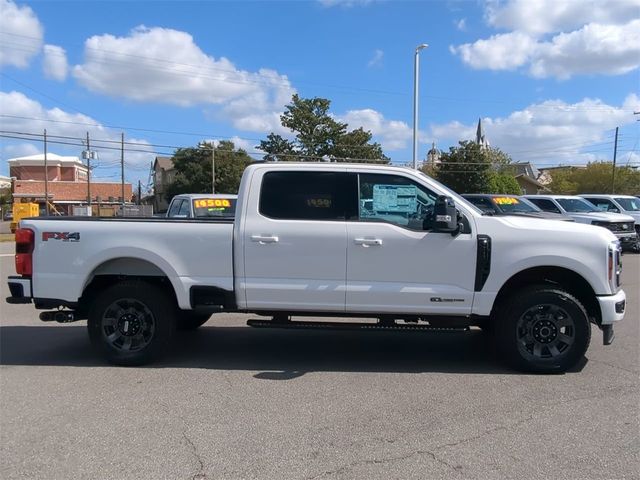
xmin=0 ymin=325 xmax=587 ymax=375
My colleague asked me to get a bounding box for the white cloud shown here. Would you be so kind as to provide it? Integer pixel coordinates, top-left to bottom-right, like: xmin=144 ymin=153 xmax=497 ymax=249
xmin=455 ymin=18 xmax=467 ymax=31
xmin=367 ymin=49 xmax=384 ymax=68
xmin=0 ymin=0 xmax=43 ymax=68
xmin=451 ymin=0 xmax=640 ymax=79
xmin=72 ymin=26 xmax=296 ymax=134
xmin=42 ymin=44 xmax=68 ymax=81
xmin=485 ymin=0 xmax=640 ymax=34
xmin=429 ymin=94 xmax=640 ymax=166
xmin=339 ymin=108 xmax=415 ymax=151
xmin=0 ymin=91 xmax=154 ymax=170
xmin=529 ymin=20 xmax=640 ymax=79
xmin=451 ymin=31 xmax=537 ymax=70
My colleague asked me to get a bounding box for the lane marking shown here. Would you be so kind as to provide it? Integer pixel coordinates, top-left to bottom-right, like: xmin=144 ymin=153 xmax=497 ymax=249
xmin=0 ymin=254 xmax=15 ymax=257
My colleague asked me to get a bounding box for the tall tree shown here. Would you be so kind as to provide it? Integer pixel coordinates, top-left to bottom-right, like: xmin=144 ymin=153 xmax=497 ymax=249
xmin=428 ymin=141 xmax=520 ymax=194
xmin=166 ymin=140 xmax=252 ymax=200
xmin=259 ymin=94 xmax=389 ymax=163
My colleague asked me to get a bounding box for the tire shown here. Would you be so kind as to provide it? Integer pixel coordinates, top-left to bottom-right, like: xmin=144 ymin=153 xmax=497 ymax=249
xmin=494 ymin=286 xmax=591 ymax=374
xmin=176 ymin=311 xmax=210 ymax=331
xmin=87 ymin=281 xmax=176 ymax=366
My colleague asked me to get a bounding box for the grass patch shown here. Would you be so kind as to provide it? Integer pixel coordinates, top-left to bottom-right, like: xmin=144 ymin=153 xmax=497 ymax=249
xmin=0 ymin=233 xmax=15 ymax=242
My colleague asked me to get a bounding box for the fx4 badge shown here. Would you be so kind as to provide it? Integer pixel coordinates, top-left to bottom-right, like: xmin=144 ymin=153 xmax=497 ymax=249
xmin=42 ymin=232 xmax=80 ymax=242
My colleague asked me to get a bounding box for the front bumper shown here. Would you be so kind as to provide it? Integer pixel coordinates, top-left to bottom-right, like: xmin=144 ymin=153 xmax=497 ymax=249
xmin=597 ymin=289 xmax=626 ymax=325
xmin=614 ymin=232 xmax=638 ymax=247
xmin=6 ymin=276 xmax=32 ymax=304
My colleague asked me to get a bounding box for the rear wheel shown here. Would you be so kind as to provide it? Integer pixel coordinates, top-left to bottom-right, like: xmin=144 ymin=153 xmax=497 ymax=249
xmin=176 ymin=311 xmax=210 ymax=330
xmin=88 ymin=281 xmax=176 ymax=366
xmin=495 ymin=286 xmax=591 ymax=373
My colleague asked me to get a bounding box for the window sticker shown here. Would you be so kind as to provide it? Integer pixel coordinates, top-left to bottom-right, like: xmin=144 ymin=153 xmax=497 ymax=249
xmin=372 ymin=185 xmax=417 ymax=213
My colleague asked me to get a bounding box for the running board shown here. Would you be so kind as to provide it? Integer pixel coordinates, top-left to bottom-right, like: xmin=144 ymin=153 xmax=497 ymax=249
xmin=246 ymin=319 xmax=469 ymax=332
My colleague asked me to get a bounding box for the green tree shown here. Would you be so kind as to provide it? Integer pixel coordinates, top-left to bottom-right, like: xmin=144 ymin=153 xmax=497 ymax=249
xmin=549 ymin=162 xmax=640 ymax=195
xmin=488 ymin=171 xmax=522 ymax=194
xmin=166 ymin=140 xmax=252 ymax=200
xmin=259 ymin=94 xmax=389 ymax=163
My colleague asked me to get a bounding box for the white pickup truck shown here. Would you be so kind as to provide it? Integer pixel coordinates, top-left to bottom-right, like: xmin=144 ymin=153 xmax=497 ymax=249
xmin=7 ymin=163 xmax=626 ymax=373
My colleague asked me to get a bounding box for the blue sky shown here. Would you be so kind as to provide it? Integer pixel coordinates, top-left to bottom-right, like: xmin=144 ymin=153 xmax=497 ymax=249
xmin=1 ymin=0 xmax=639 ymax=189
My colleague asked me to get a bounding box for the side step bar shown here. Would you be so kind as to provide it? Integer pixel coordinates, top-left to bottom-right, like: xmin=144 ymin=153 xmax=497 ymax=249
xmin=247 ymin=319 xmax=469 ymax=332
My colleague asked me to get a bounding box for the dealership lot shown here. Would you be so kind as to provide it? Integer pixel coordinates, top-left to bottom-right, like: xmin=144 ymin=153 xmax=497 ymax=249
xmin=1 ymin=241 xmax=638 ymax=480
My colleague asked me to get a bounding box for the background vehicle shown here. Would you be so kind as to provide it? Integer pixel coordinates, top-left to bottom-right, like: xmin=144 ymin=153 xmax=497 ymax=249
xmin=9 ymin=202 xmax=39 ymax=233
xmin=524 ymin=195 xmax=637 ymax=250
xmin=580 ymin=195 xmax=640 ymax=252
xmin=8 ymin=164 xmax=626 ymax=373
xmin=166 ymin=193 xmax=237 ymax=219
xmin=462 ymin=194 xmax=574 ymax=221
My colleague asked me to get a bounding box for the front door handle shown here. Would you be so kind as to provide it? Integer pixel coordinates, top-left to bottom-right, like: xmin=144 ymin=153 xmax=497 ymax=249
xmin=251 ymin=234 xmax=279 ymax=244
xmin=354 ymin=238 xmax=383 ymax=247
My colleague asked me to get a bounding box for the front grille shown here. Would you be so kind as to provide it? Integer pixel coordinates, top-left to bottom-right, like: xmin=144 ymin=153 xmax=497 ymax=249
xmin=606 ymin=222 xmax=633 ymax=232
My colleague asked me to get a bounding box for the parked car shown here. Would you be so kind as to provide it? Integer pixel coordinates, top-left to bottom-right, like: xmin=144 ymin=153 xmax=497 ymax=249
xmin=8 ymin=164 xmax=627 ymax=373
xmin=166 ymin=193 xmax=237 ymax=219
xmin=462 ymin=194 xmax=574 ymax=221
xmin=523 ymin=195 xmax=637 ymax=250
xmin=580 ymin=195 xmax=640 ymax=252
xmin=3 ymin=210 xmax=13 ymax=221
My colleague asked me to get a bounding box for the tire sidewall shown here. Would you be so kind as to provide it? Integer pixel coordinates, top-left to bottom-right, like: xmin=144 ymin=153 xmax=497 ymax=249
xmin=88 ymin=282 xmax=175 ymax=366
xmin=496 ymin=288 xmax=591 ymax=373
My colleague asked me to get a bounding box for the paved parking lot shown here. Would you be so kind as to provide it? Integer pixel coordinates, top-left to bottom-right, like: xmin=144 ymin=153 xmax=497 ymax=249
xmin=1 ymin=241 xmax=638 ymax=480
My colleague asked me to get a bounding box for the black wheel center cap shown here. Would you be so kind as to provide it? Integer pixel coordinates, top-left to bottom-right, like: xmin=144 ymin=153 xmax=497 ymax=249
xmin=118 ymin=314 xmax=141 ymax=336
xmin=533 ymin=320 xmax=558 ymax=343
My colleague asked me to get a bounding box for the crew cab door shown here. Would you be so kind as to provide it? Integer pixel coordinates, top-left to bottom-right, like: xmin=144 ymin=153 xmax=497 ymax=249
xmin=345 ymin=172 xmax=476 ymax=315
xmin=240 ymin=169 xmax=350 ymax=312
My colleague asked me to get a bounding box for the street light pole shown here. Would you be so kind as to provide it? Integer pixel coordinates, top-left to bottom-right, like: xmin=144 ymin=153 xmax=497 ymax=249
xmin=413 ymin=43 xmax=428 ymax=170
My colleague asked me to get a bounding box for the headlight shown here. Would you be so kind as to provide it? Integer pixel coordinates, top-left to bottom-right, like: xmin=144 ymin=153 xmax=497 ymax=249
xmin=608 ymin=241 xmax=622 ymax=292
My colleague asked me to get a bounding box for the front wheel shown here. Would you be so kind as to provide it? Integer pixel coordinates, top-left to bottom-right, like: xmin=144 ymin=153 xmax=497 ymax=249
xmin=495 ymin=286 xmax=591 ymax=373
xmin=88 ymin=281 xmax=176 ymax=366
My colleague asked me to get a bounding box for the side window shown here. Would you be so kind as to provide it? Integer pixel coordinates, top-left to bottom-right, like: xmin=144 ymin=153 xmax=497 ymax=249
xmin=177 ymin=199 xmax=191 ymax=217
xmin=167 ymin=199 xmax=183 ymax=217
xmin=529 ymin=198 xmax=561 ymax=213
xmin=259 ymin=171 xmax=355 ymax=221
xmin=358 ymin=173 xmax=438 ymax=230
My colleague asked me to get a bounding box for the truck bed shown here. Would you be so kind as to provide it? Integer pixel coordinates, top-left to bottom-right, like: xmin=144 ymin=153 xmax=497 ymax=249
xmin=20 ymin=216 xmax=235 ymax=310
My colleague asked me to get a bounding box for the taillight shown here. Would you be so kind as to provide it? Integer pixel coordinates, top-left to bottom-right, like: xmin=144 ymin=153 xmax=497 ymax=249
xmin=15 ymin=228 xmax=34 ymax=276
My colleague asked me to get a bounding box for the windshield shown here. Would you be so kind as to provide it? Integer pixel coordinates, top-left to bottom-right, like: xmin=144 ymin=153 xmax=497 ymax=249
xmin=557 ymin=198 xmax=598 ymax=213
xmin=192 ymin=198 xmax=237 ymax=218
xmin=615 ymin=197 xmax=640 ymax=211
xmin=491 ymin=196 xmax=540 ymax=213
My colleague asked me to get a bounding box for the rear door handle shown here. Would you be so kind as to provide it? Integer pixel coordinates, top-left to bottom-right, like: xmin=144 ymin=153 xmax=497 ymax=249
xmin=251 ymin=235 xmax=279 ymax=244
xmin=354 ymin=238 xmax=383 ymax=247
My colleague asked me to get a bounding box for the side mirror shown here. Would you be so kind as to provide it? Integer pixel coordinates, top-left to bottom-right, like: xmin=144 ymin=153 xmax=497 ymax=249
xmin=432 ymin=195 xmax=460 ymax=234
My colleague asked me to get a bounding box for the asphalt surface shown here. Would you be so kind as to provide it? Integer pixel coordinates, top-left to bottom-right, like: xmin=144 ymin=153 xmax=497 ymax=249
xmin=1 ymin=241 xmax=638 ymax=480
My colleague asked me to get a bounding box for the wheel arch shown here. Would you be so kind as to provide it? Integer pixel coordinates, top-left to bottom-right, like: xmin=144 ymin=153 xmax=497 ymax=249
xmin=492 ymin=266 xmax=601 ymax=325
xmin=79 ymin=257 xmax=179 ymax=315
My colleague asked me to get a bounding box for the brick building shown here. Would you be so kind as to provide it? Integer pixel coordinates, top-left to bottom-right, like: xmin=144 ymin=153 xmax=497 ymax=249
xmin=8 ymin=153 xmax=132 ymax=215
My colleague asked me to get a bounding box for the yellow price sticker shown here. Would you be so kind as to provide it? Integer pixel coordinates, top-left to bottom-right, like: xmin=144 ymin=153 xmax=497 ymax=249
xmin=494 ymin=197 xmax=519 ymax=205
xmin=194 ymin=199 xmax=232 ymax=208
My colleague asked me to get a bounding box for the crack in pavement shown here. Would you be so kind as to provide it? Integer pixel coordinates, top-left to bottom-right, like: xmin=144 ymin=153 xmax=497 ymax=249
xmin=157 ymin=401 xmax=207 ymax=480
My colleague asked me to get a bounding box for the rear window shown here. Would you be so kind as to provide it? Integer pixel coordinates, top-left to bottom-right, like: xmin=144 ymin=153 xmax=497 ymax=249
xmin=259 ymin=171 xmax=354 ymax=221
xmin=192 ymin=198 xmax=236 ymax=218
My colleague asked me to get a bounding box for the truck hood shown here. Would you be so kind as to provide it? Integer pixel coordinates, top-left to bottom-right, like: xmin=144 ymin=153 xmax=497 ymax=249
xmin=479 ymin=215 xmax=618 ymax=244
xmin=567 ymin=211 xmax=635 ymax=223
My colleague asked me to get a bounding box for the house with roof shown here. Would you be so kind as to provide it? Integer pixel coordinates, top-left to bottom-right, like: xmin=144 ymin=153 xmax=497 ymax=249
xmin=152 ymin=156 xmax=176 ymax=212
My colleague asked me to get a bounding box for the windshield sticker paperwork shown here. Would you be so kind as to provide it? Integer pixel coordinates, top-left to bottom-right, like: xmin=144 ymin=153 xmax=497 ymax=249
xmin=372 ymin=184 xmax=417 ymax=213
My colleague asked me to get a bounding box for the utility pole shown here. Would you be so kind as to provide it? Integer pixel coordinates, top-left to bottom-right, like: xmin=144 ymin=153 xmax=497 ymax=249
xmin=120 ymin=132 xmax=125 ymax=206
xmin=44 ymin=129 xmax=49 ymax=215
xmin=86 ymin=131 xmax=91 ymax=209
xmin=211 ymin=144 xmax=216 ymax=194
xmin=412 ymin=43 xmax=428 ymax=170
xmin=137 ymin=180 xmax=142 ymax=205
xmin=611 ymin=126 xmax=619 ymax=194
